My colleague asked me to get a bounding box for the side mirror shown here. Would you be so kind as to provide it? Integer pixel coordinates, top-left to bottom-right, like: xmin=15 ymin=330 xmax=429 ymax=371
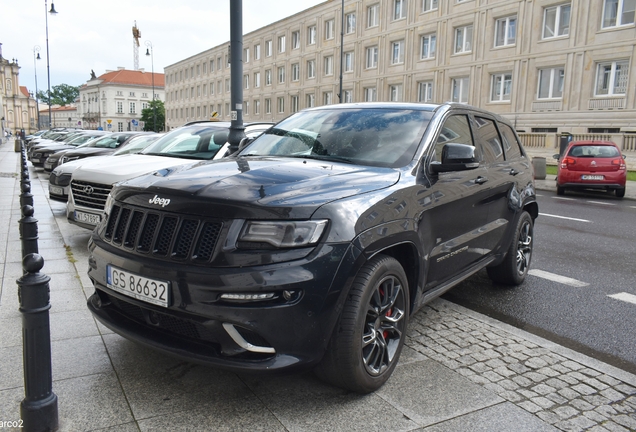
xmin=552 ymin=154 xmax=560 ymax=160
xmin=238 ymin=137 xmax=254 ymax=152
xmin=430 ymin=143 xmax=479 ymax=173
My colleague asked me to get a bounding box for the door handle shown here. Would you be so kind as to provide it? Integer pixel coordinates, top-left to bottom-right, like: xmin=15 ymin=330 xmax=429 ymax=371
xmin=474 ymin=176 xmax=488 ymax=184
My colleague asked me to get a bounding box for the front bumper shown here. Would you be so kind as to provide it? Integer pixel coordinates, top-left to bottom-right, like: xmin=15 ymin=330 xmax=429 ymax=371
xmin=86 ymin=237 xmax=357 ymax=373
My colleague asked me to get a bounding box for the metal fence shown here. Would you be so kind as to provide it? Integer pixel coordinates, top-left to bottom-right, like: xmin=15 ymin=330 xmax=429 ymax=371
xmin=518 ymin=133 xmax=636 ymax=152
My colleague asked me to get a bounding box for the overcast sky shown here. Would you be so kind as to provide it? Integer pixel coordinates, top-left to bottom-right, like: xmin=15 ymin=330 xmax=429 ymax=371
xmin=2 ymin=0 xmax=326 ymax=96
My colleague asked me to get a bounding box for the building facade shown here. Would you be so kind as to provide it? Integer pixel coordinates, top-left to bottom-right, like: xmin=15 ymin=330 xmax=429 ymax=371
xmin=164 ymin=0 xmax=636 ymax=137
xmin=1 ymin=45 xmax=38 ymax=135
xmin=39 ymin=105 xmax=81 ymax=129
xmin=78 ymin=68 xmax=165 ymax=132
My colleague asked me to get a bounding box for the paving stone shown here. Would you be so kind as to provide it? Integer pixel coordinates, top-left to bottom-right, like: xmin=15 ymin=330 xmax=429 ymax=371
xmin=468 ymin=363 xmax=491 ymax=374
xmin=508 ymin=362 xmax=531 ymax=374
xmin=568 ymin=415 xmax=598 ymax=430
xmin=467 ymin=374 xmax=491 ymax=386
xmin=613 ymin=414 xmax=636 ymax=430
xmin=524 ymin=372 xmax=548 ymax=383
xmin=536 ymin=367 xmax=561 ymax=378
xmin=536 ymin=410 xmax=562 ymax=425
xmin=584 ymin=377 xmax=610 ymax=391
xmin=546 ymin=392 xmax=569 ymax=405
xmin=615 ymin=384 xmax=636 ymax=395
xmin=570 ymin=399 xmax=595 ymax=411
xmin=517 ymin=400 xmax=542 ymax=413
xmin=525 ymin=357 xmax=549 ymax=369
xmin=493 ymin=366 xmax=517 ymax=378
xmin=509 ymin=352 xmax=530 ymax=361
xmin=600 ymin=388 xmax=627 ymax=403
xmin=568 ymin=371 xmax=588 ymax=381
xmin=482 ymin=370 xmax=504 ymax=383
xmin=552 ymin=363 xmax=574 ymax=374
xmin=562 ymin=361 xmax=585 ymax=371
xmin=572 ymin=383 xmax=597 ymax=396
xmin=579 ymin=368 xmax=602 ymax=378
xmin=499 ymin=379 xmax=519 ymax=391
xmin=500 ymin=390 xmax=524 ymax=403
xmin=587 ymin=426 xmax=611 ymax=432
xmin=518 ymin=389 xmax=540 ymax=399
xmin=530 ymin=396 xmax=556 ymax=409
xmin=554 ymin=406 xmax=581 ymax=420
xmin=601 ymin=422 xmax=630 ymax=432
xmin=483 ymin=382 xmax=506 ymax=394
xmin=545 ymin=378 xmax=569 ymax=390
xmin=512 ymin=376 xmax=533 ymax=387
xmin=558 ymin=388 xmax=582 ymax=399
xmin=532 ymin=384 xmax=556 ymax=395
xmin=485 ymin=358 xmax=507 ymax=369
xmin=596 ymin=375 xmax=622 ymax=387
xmin=456 ymin=368 xmax=475 ymax=377
xmin=583 ymin=395 xmax=611 ymax=406
xmin=583 ymin=409 xmax=608 ymax=423
xmin=595 ymin=405 xmax=618 ymax=417
xmin=561 ymin=374 xmax=582 ymax=385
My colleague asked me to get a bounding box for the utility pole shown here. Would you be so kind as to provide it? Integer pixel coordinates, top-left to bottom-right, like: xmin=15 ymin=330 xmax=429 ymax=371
xmin=228 ymin=0 xmax=246 ymax=153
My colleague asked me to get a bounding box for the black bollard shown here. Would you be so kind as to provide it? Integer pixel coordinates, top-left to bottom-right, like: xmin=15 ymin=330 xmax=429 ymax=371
xmin=17 ymin=254 xmax=58 ymax=432
xmin=20 ymin=182 xmax=34 ymax=213
xmin=19 ymin=205 xmax=39 ymax=259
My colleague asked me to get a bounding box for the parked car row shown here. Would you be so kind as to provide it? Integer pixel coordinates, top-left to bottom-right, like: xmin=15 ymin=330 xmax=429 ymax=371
xmin=31 ymin=103 xmax=540 ymax=393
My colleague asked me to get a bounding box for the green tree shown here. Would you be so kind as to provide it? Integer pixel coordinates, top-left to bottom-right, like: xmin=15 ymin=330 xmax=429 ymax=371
xmin=36 ymin=83 xmax=80 ymax=106
xmin=141 ymin=99 xmax=166 ymax=132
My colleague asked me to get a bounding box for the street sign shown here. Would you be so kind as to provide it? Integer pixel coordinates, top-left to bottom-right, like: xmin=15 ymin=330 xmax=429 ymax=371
xmin=107 ymin=124 xmax=112 ymax=129
xmin=106 ymin=119 xmax=112 ymax=124
xmin=131 ymin=119 xmax=139 ymax=127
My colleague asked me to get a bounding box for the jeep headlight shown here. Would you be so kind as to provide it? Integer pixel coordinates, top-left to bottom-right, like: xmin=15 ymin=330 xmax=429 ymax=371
xmin=239 ymin=220 xmax=327 ymax=248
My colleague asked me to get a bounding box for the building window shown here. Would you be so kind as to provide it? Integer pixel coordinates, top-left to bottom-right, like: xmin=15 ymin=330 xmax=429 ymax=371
xmin=422 ymin=0 xmax=438 ymax=12
xmin=129 ymin=92 xmax=135 ymax=97
xmin=366 ymin=46 xmax=378 ymax=68
xmin=324 ymin=92 xmax=333 ymax=105
xmin=225 ymin=103 xmax=230 ymax=117
xmin=308 ymin=26 xmax=317 ymax=45
xmin=265 ymin=98 xmax=272 ymax=114
xmin=254 ymin=44 xmax=261 ymax=60
xmin=217 ymin=57 xmax=222 ymax=70
xmin=244 ymin=74 xmax=249 ymax=89
xmin=278 ymin=35 xmax=286 ymax=53
xmin=307 ymin=60 xmax=316 ymax=78
xmin=368 ymin=4 xmax=380 ymax=27
xmin=117 ymin=101 xmax=123 ymax=113
xmin=420 ymin=34 xmax=436 ymax=59
xmin=346 ymin=13 xmax=356 ymax=34
xmin=344 ymin=52 xmax=354 ymax=72
xmin=325 ymin=19 xmax=335 ymax=40
xmin=254 ymin=72 xmax=261 ymax=88
xmin=602 ymin=0 xmax=635 ymax=28
xmin=455 ymin=25 xmax=473 ymax=53
xmin=254 ymin=100 xmax=260 ymax=115
xmin=196 ymin=65 xmax=200 ymax=76
xmin=291 ymin=95 xmax=299 ymax=112
xmin=344 ymin=90 xmax=353 ymax=103
xmin=595 ymin=60 xmax=629 ymax=95
xmin=292 ymin=63 xmax=300 ymax=81
xmin=491 ymin=73 xmax=512 ymax=102
xmin=391 ymin=40 xmax=405 ymax=64
xmin=129 ymin=102 xmax=136 ymax=114
xmin=452 ymin=77 xmax=469 ymax=103
xmin=118 ymin=122 xmax=123 ymax=132
xmin=495 ymin=16 xmax=516 ymax=46
xmin=210 ymin=82 xmax=215 ymax=95
xmin=418 ymin=81 xmax=433 ymax=102
xmin=394 ymin=0 xmax=407 ymax=20
xmin=243 ymin=47 xmax=250 ymax=62
xmin=324 ymin=56 xmax=334 ymax=75
xmin=265 ymin=40 xmax=273 ymax=56
xmin=210 ymin=59 xmax=214 ymax=72
xmin=278 ymin=97 xmax=285 ymax=113
xmin=537 ymin=67 xmax=564 ymax=99
xmin=292 ymin=31 xmax=300 ymax=49
xmin=389 ymin=84 xmax=403 ymax=101
xmin=543 ymin=4 xmax=571 ymax=38
xmin=191 ymin=87 xmax=195 ymax=98
xmin=364 ymin=87 xmax=377 ymax=101
xmin=225 ymin=79 xmax=230 ymax=92
xmin=278 ymin=66 xmax=286 ymax=83
xmin=116 ymin=91 xmax=123 ymax=96
xmin=265 ymin=69 xmax=272 ymax=86
xmin=306 ymin=93 xmax=315 ymax=107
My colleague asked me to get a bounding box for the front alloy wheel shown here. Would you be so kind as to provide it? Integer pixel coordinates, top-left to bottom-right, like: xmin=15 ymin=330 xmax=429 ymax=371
xmin=487 ymin=211 xmax=534 ymax=286
xmin=315 ymin=255 xmax=409 ymax=393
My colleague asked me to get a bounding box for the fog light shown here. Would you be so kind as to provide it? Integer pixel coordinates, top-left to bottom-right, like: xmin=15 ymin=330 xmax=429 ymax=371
xmin=220 ymin=293 xmax=276 ymax=301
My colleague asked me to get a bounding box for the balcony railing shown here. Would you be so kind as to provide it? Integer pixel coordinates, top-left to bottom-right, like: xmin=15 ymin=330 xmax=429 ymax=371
xmin=588 ymin=98 xmax=626 ymax=110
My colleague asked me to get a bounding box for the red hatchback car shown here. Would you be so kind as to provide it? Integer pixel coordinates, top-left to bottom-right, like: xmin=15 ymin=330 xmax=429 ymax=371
xmin=555 ymin=140 xmax=627 ymax=198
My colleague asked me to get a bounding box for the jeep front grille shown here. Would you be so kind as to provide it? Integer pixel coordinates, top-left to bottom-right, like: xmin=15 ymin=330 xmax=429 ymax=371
xmin=71 ymin=180 xmax=112 ymax=210
xmin=103 ymin=204 xmax=223 ymax=263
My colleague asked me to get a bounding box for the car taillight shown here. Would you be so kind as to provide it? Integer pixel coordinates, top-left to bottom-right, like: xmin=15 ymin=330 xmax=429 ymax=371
xmin=611 ymin=158 xmax=626 ymax=170
xmin=560 ymin=157 xmax=576 ymax=169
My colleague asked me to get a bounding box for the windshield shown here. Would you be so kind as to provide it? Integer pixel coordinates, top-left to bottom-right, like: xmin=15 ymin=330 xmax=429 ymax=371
xmin=240 ymin=108 xmax=432 ymax=167
xmin=568 ymin=145 xmax=620 ymax=158
xmin=68 ymin=135 xmax=102 ymax=146
xmin=113 ymin=134 xmax=161 ymax=155
xmin=140 ymin=126 xmax=229 ymax=160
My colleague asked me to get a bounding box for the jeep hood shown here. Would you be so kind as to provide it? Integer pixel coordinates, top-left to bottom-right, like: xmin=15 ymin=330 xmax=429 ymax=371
xmin=118 ymin=156 xmax=400 ymax=219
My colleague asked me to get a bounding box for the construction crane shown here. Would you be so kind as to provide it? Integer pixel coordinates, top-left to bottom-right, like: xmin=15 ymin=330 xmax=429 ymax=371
xmin=132 ymin=21 xmax=141 ymax=70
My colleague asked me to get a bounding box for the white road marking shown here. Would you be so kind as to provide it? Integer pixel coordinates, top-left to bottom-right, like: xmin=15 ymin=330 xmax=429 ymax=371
xmin=528 ymin=269 xmax=590 ymax=287
xmin=630 ymin=206 xmax=636 ymax=210
xmin=553 ymin=197 xmax=577 ymax=201
xmin=608 ymin=293 xmax=636 ymax=305
xmin=586 ymin=201 xmax=616 ymax=206
xmin=539 ymin=213 xmax=591 ymax=223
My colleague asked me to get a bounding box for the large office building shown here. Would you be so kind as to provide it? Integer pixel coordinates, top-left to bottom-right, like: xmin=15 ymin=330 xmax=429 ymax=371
xmin=78 ymin=68 xmax=165 ymax=132
xmin=164 ymin=0 xmax=636 ymax=145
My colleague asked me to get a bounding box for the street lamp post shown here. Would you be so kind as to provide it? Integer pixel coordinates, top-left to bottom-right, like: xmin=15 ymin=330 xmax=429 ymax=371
xmin=33 ymin=46 xmax=41 ymax=129
xmin=45 ymin=0 xmax=57 ymax=130
xmin=145 ymin=41 xmax=157 ymax=132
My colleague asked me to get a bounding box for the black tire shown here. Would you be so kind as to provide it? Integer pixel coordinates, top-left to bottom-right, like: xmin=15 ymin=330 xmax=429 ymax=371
xmin=315 ymin=255 xmax=409 ymax=394
xmin=556 ymin=185 xmax=565 ymax=195
xmin=615 ymin=188 xmax=625 ymax=198
xmin=487 ymin=211 xmax=534 ymax=286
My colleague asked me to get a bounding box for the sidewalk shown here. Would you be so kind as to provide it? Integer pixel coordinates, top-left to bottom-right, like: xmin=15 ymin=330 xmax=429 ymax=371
xmin=1 ymin=137 xmax=635 ymax=431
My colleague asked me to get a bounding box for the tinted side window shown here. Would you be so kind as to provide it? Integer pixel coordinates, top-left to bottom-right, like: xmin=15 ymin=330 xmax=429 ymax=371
xmin=474 ymin=117 xmax=504 ymax=163
xmin=499 ymin=123 xmax=522 ymax=160
xmin=434 ymin=115 xmax=474 ymax=162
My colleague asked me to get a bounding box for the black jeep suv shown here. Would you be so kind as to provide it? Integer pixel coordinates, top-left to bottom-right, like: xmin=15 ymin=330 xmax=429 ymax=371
xmin=86 ymin=103 xmax=538 ymax=393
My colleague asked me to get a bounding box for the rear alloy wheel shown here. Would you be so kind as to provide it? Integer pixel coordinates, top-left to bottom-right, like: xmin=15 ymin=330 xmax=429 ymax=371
xmin=315 ymin=255 xmax=409 ymax=393
xmin=615 ymin=188 xmax=625 ymax=198
xmin=487 ymin=211 xmax=534 ymax=286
